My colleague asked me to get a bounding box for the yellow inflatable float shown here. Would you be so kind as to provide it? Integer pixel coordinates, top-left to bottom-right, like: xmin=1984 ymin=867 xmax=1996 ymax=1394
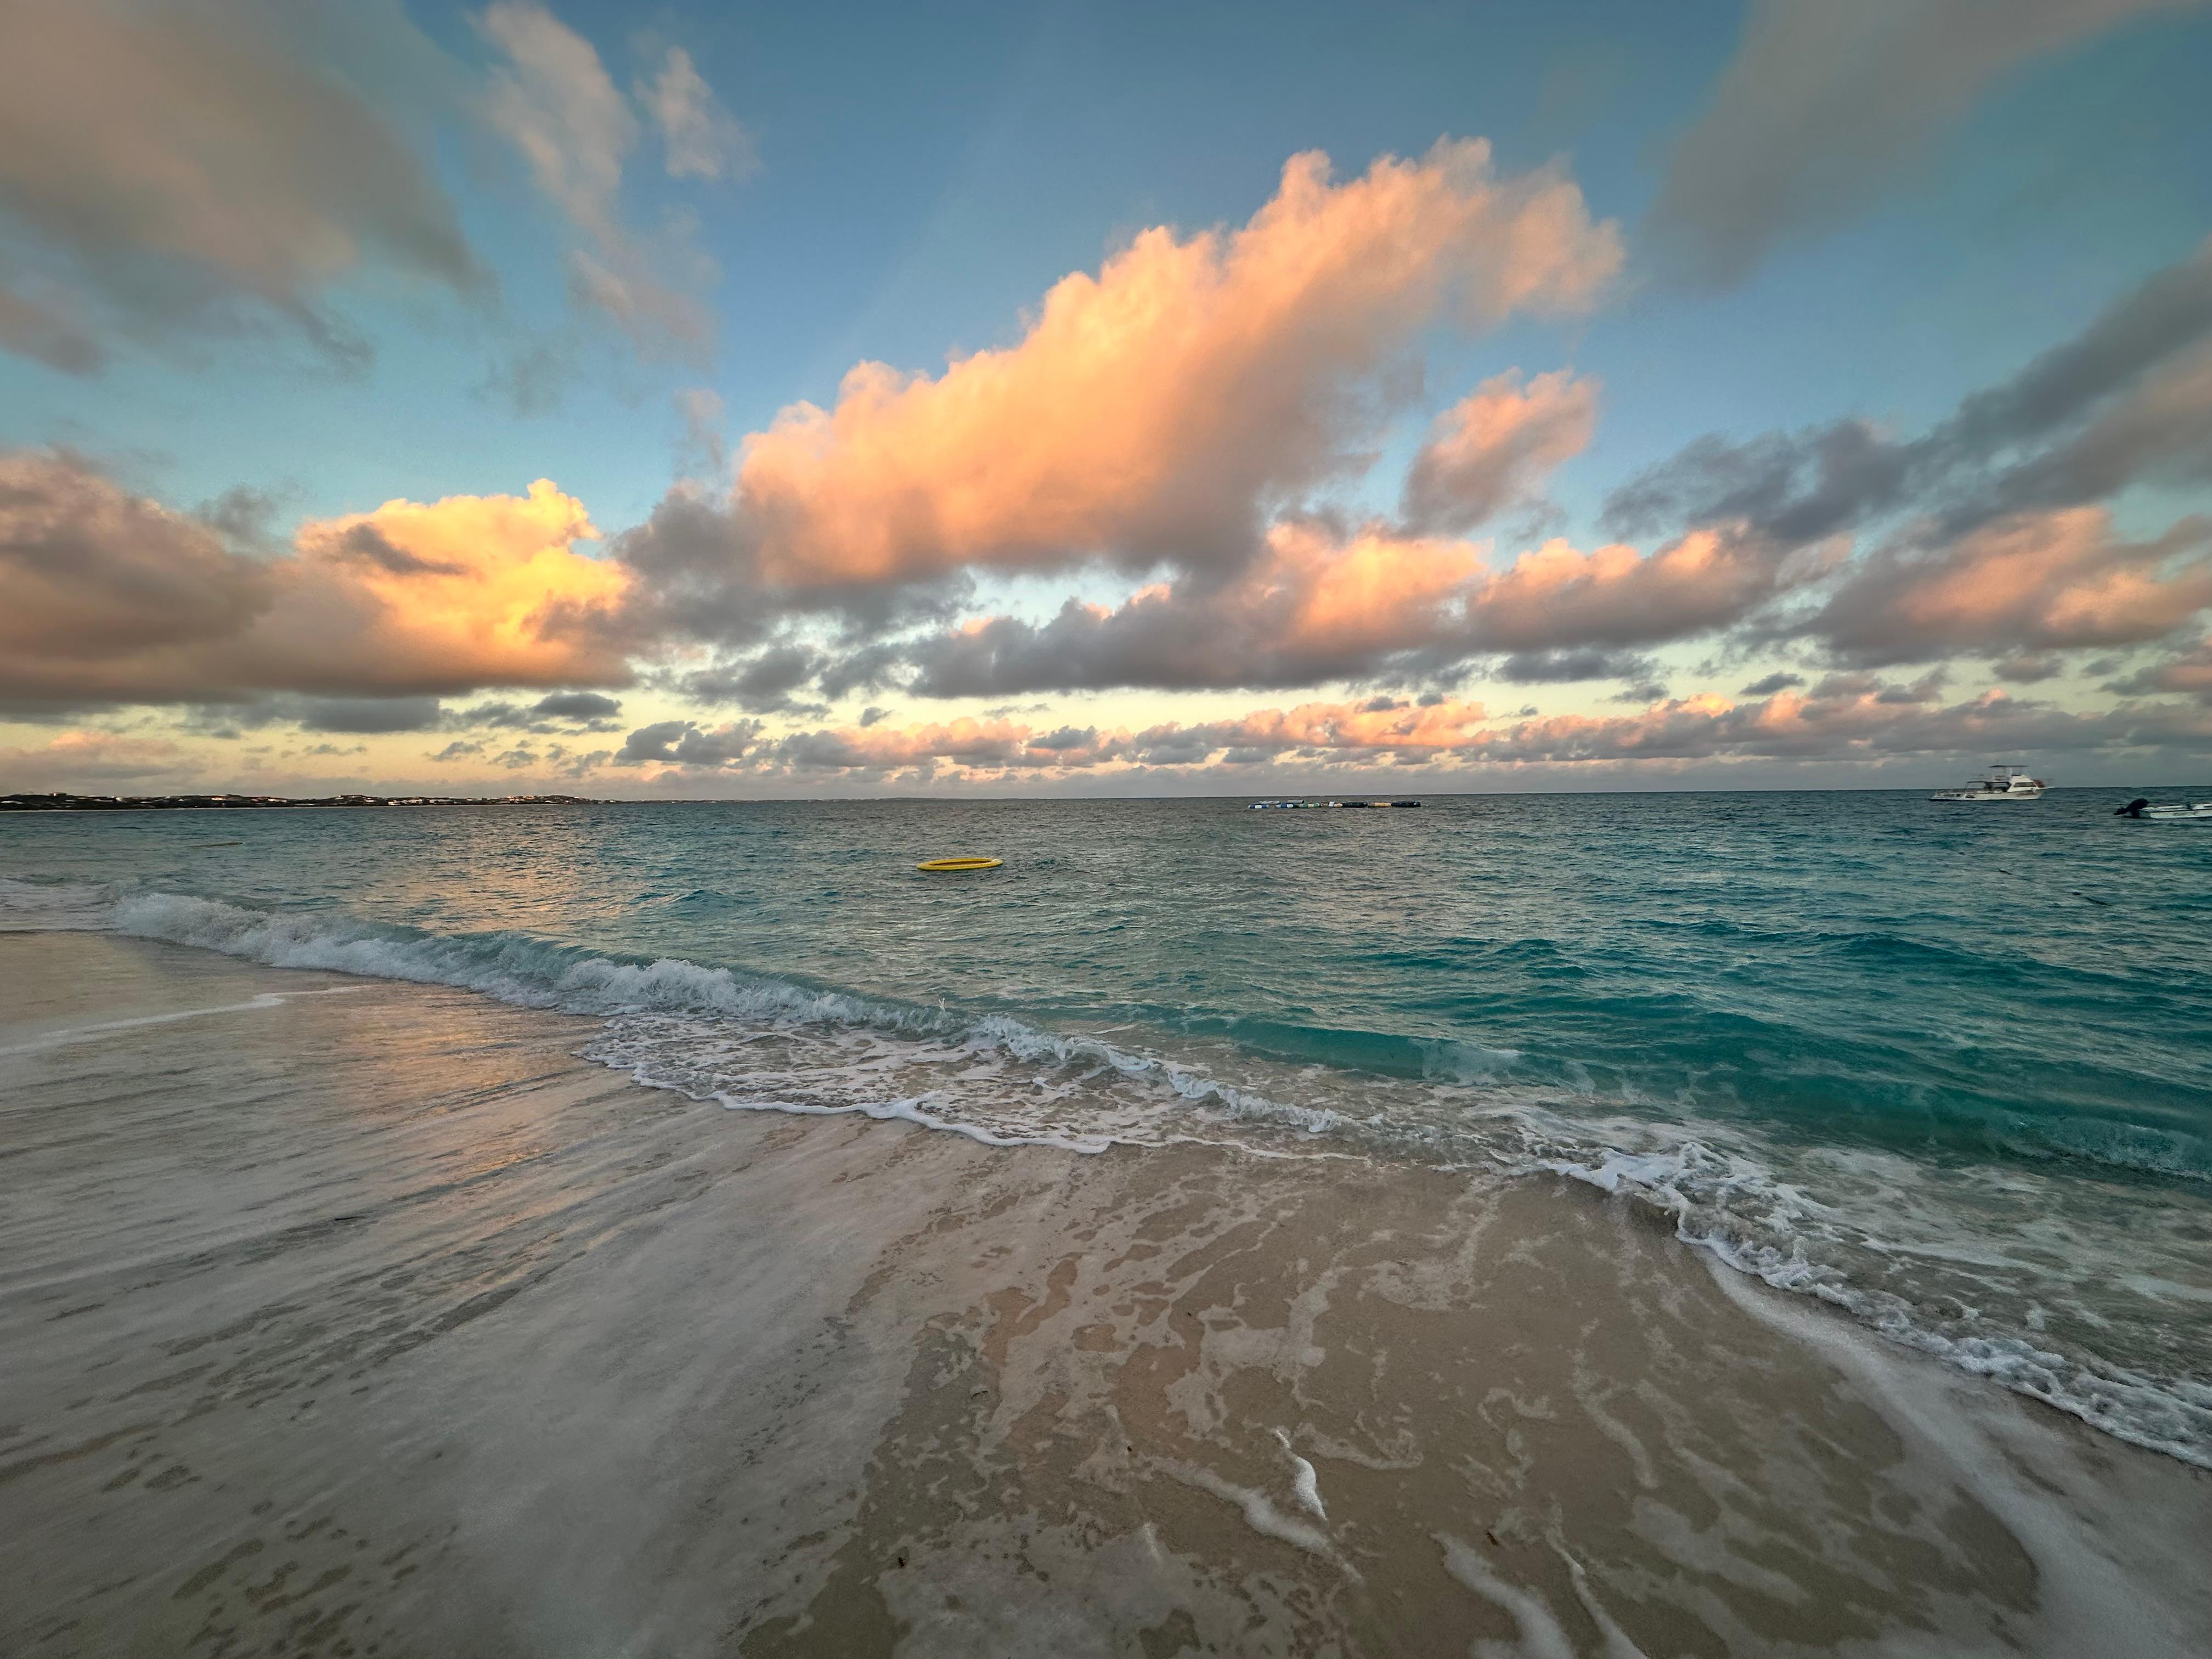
xmin=916 ymin=856 xmax=1003 ymax=872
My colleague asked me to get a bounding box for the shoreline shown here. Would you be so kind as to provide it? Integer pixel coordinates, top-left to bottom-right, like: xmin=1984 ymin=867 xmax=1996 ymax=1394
xmin=4 ymin=932 xmax=2206 ymax=1655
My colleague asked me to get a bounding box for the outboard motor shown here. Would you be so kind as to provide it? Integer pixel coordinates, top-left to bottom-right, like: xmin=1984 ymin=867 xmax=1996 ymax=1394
xmin=2117 ymin=797 xmax=2151 ymax=817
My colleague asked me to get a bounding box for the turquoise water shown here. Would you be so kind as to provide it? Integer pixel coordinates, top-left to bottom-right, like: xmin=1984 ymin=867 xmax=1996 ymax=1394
xmin=5 ymin=791 xmax=2209 ymax=1463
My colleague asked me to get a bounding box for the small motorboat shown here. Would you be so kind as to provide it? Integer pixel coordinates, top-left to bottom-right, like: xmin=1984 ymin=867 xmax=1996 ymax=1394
xmin=2114 ymin=798 xmax=2212 ymax=822
xmin=1931 ymin=764 xmax=2046 ymax=802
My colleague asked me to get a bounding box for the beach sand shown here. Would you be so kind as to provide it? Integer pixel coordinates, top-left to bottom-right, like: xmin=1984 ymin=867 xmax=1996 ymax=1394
xmin=3 ymin=933 xmax=2206 ymax=1657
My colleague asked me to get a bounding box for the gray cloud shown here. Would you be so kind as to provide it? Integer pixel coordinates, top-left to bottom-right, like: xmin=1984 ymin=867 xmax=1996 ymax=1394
xmin=613 ymin=719 xmax=761 ymax=768
xmin=531 ymin=690 xmax=622 ymax=721
xmin=478 ymin=2 xmax=720 ymax=359
xmin=0 ymin=449 xmax=273 ymax=709
xmin=0 ymin=280 xmax=102 ymax=374
xmin=1603 ymin=238 xmax=2212 ymax=666
xmin=875 ymin=522 xmax=1797 ymax=701
xmin=1649 ymin=0 xmax=2198 ymax=288
xmin=1496 ymin=648 xmax=1657 ymax=685
xmin=0 ymin=0 xmax=485 ymax=371
xmin=2105 ymin=639 xmax=2212 ymax=702
xmin=1741 ymin=671 xmax=1805 ymax=696
xmin=674 ymin=644 xmax=825 ymax=713
xmin=291 ymin=695 xmax=445 ymax=733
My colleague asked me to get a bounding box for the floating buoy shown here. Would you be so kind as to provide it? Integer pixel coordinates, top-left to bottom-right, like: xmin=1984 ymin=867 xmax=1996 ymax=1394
xmin=916 ymin=856 xmax=1003 ymax=872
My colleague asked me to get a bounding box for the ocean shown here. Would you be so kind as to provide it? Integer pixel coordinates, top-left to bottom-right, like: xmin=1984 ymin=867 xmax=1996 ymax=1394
xmin=4 ymin=790 xmax=2210 ymax=1654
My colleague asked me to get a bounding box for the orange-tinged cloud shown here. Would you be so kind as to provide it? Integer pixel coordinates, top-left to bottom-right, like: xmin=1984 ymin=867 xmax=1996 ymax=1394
xmin=1401 ymin=369 xmax=1598 ymax=533
xmin=1259 ymin=520 xmax=1489 ymax=658
xmin=726 ymin=141 xmax=1621 ymax=590
xmin=1468 ymin=527 xmax=1792 ymax=650
xmin=284 ymin=480 xmax=631 ymax=691
xmin=1818 ymin=505 xmax=2212 ymax=662
xmin=0 ymin=451 xmax=632 ymax=708
xmin=897 ymin=516 xmax=1801 ymax=697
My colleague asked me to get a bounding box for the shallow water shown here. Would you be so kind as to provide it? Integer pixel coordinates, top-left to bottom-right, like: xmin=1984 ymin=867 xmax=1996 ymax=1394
xmin=3 ymin=790 xmax=2209 ymax=1466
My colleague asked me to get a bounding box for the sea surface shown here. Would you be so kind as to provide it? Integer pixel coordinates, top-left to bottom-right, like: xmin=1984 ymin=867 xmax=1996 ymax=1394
xmin=4 ymin=788 xmax=2209 ymax=1469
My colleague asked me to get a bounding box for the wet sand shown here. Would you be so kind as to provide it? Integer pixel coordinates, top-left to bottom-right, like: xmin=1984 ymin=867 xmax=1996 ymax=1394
xmin=3 ymin=933 xmax=2207 ymax=1657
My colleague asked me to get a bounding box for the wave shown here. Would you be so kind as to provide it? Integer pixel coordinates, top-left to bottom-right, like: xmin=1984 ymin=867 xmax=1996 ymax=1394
xmin=3 ymin=873 xmax=2208 ymax=1471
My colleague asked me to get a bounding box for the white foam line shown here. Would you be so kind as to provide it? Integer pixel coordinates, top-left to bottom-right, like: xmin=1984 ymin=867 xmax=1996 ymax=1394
xmin=1436 ymin=1535 xmax=1576 ymax=1659
xmin=0 ymin=987 xmax=368 ymax=1057
xmin=1702 ymin=1255 xmax=2212 ymax=1659
xmin=1272 ymin=1427 xmax=1328 ymax=1521
xmin=1544 ymin=1535 xmax=1650 ymax=1659
xmin=1174 ymin=1465 xmax=1346 ymax=1570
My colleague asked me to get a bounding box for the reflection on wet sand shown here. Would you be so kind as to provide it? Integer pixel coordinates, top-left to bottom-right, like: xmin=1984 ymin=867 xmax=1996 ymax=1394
xmin=3 ymin=934 xmax=2205 ymax=1657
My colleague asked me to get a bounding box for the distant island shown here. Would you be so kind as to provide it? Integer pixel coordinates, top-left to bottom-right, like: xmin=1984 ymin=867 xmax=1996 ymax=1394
xmin=0 ymin=793 xmax=603 ymax=812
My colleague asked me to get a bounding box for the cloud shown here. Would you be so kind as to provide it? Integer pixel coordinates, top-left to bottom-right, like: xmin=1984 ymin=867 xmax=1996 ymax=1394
xmin=674 ymin=386 xmax=727 ymax=472
xmin=291 ymin=695 xmax=445 ymax=733
xmin=529 ymin=690 xmax=622 ymax=720
xmin=640 ymin=46 xmax=755 ymax=182
xmin=0 ymin=449 xmax=633 ymax=708
xmin=613 ymin=718 xmax=761 ymax=767
xmin=886 ymin=521 xmax=1800 ymax=698
xmin=1610 ymin=238 xmax=2212 ymax=551
xmin=0 ymin=0 xmax=483 ymax=370
xmin=478 ymin=2 xmax=716 ymax=357
xmin=617 ymin=139 xmax=1620 ymax=619
xmin=674 ymin=644 xmax=825 ymax=712
xmin=1601 ymin=238 xmax=2212 ymax=665
xmin=1649 ymin=0 xmax=2198 ymax=286
xmin=1813 ymin=506 xmax=2212 ymax=664
xmin=0 ymin=281 xmax=102 ymax=374
xmin=0 ymin=730 xmax=190 ymax=789
xmin=1741 ymin=671 xmax=1806 ymax=696
xmin=1399 ymin=369 xmax=1598 ymax=534
xmin=2107 ymin=639 xmax=2212 ymax=702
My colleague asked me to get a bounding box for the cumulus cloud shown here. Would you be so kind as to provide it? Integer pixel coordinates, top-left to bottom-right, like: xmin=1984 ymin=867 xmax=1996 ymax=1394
xmin=0 ymin=0 xmax=483 ymax=371
xmin=479 ymin=2 xmax=720 ymax=357
xmin=883 ymin=520 xmax=1801 ymax=698
xmin=0 ymin=450 xmax=632 ymax=709
xmin=613 ymin=718 xmax=761 ymax=767
xmin=1815 ymin=507 xmax=2212 ymax=663
xmin=639 ymin=46 xmax=755 ymax=182
xmin=1400 ymin=370 xmax=1598 ymax=534
xmin=1604 ymin=237 xmax=2212 ymax=665
xmin=1649 ymin=0 xmax=2198 ymax=287
xmin=616 ymin=139 xmax=1620 ymax=623
xmin=2106 ymin=639 xmax=2212 ymax=702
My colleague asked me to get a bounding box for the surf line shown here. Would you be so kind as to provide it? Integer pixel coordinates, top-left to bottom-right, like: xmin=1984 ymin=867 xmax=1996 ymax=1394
xmin=0 ymin=986 xmax=371 ymax=1058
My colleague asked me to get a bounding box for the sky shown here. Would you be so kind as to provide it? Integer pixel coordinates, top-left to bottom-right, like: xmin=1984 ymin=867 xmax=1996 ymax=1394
xmin=3 ymin=0 xmax=2211 ymax=799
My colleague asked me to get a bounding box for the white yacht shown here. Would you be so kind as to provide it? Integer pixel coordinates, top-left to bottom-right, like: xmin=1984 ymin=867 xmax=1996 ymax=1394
xmin=1931 ymin=764 xmax=2046 ymax=802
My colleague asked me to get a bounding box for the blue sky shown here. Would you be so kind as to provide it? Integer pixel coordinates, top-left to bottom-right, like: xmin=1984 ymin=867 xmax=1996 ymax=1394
xmin=4 ymin=0 xmax=2211 ymax=795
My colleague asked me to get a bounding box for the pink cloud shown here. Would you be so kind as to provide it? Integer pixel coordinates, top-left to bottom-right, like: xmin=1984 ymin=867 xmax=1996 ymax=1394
xmin=1400 ymin=369 xmax=1598 ymax=533
xmin=720 ymin=141 xmax=1620 ymax=591
xmin=1818 ymin=505 xmax=2212 ymax=662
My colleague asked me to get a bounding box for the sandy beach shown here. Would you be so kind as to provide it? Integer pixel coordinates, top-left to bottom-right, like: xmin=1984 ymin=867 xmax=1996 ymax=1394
xmin=3 ymin=932 xmax=2207 ymax=1657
